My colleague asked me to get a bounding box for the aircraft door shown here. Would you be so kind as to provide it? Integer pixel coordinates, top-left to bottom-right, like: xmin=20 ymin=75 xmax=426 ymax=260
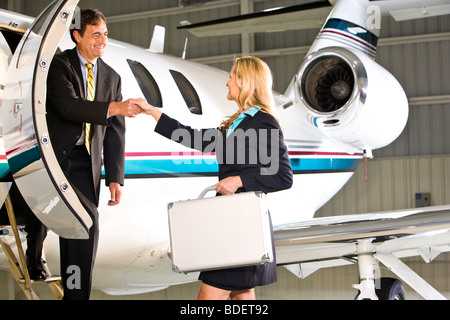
xmin=1 ymin=0 xmax=92 ymax=239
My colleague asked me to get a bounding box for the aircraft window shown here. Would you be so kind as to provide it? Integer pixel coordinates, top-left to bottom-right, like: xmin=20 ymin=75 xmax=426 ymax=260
xmin=169 ymin=70 xmax=202 ymax=115
xmin=126 ymin=59 xmax=163 ymax=108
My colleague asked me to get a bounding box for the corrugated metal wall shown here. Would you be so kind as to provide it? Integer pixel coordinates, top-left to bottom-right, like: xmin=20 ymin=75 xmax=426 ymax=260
xmin=317 ymin=155 xmax=450 ymax=216
xmin=1 ymin=0 xmax=450 ymax=300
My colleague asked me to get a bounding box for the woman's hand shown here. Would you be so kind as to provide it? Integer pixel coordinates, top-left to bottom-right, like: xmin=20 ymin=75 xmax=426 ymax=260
xmin=215 ymin=176 xmax=243 ymax=195
xmin=135 ymin=98 xmax=162 ymax=121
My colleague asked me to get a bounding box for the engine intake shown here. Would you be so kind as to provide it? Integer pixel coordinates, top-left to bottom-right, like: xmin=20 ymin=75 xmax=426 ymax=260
xmin=295 ymin=47 xmax=408 ymax=152
xmin=303 ymin=56 xmax=355 ymax=114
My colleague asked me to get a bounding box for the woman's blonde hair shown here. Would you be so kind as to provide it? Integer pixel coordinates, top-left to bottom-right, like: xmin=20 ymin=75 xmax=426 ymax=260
xmin=220 ymin=56 xmax=278 ymax=129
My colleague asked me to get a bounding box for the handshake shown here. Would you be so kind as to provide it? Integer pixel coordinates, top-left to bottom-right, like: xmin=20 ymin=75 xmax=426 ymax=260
xmin=108 ymin=97 xmax=161 ymax=120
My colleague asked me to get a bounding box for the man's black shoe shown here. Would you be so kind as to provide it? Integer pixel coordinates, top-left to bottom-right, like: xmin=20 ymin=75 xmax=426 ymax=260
xmin=27 ymin=259 xmax=48 ymax=281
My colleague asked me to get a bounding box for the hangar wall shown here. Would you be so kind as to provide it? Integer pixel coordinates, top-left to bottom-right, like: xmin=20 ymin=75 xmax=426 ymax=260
xmin=1 ymin=0 xmax=449 ymax=300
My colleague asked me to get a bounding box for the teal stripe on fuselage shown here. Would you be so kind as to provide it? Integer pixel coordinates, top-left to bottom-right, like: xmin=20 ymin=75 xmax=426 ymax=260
xmin=118 ymin=157 xmax=361 ymax=177
xmin=125 ymin=159 xmax=219 ymax=175
xmin=0 ymin=163 xmax=10 ymax=179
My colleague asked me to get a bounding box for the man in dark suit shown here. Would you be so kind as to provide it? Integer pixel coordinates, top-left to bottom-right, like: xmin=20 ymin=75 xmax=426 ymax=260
xmin=46 ymin=8 xmax=141 ymax=300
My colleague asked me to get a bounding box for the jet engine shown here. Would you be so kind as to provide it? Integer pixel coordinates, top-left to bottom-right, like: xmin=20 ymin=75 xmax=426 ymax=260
xmin=294 ymin=46 xmax=409 ymax=154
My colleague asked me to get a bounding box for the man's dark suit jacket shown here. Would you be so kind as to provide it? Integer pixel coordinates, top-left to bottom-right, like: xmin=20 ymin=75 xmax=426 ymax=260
xmin=46 ymin=48 xmax=125 ymax=205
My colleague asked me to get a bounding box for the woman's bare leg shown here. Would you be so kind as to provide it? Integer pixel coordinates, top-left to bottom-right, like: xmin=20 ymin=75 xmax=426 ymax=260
xmin=197 ymin=282 xmax=231 ymax=300
xmin=230 ymin=289 xmax=256 ymax=300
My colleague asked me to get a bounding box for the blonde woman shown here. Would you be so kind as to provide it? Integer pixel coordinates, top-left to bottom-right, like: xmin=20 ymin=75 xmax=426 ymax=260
xmin=137 ymin=56 xmax=293 ymax=300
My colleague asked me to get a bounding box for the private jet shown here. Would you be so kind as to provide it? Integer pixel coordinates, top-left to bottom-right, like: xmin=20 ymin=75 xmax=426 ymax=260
xmin=1 ymin=0 xmax=450 ymax=300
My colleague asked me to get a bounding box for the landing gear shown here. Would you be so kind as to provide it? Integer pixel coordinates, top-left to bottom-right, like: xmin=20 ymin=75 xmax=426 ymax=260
xmin=376 ymin=278 xmax=406 ymax=300
xmin=352 ymin=238 xmax=446 ymax=300
xmin=355 ymin=277 xmax=406 ymax=300
xmin=353 ymin=239 xmax=379 ymax=300
xmin=352 ymin=239 xmax=407 ymax=300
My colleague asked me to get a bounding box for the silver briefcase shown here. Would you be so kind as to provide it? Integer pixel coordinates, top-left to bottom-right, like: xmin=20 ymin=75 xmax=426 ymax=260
xmin=167 ymin=186 xmax=273 ymax=273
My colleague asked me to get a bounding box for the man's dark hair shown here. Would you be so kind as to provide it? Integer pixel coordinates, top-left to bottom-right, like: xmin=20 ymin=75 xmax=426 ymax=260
xmin=70 ymin=8 xmax=106 ymax=43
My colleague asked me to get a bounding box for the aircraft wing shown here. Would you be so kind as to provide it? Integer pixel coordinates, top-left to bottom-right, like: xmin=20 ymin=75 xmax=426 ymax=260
xmin=274 ymin=204 xmax=450 ymax=299
xmin=177 ymin=1 xmax=333 ymax=37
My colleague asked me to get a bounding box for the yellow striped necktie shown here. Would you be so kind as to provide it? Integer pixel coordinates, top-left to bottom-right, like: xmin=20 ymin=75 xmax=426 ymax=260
xmin=85 ymin=62 xmax=95 ymax=155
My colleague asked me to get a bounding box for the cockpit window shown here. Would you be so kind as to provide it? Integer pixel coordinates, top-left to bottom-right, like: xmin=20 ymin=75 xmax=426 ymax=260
xmin=169 ymin=70 xmax=202 ymax=115
xmin=127 ymin=59 xmax=163 ymax=108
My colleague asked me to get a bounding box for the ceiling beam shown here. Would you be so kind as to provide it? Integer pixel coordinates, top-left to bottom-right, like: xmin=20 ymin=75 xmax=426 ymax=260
xmin=409 ymin=95 xmax=450 ymax=106
xmin=189 ymin=31 xmax=450 ymax=64
xmin=240 ymin=0 xmax=254 ymax=55
xmin=107 ymin=0 xmax=240 ymax=24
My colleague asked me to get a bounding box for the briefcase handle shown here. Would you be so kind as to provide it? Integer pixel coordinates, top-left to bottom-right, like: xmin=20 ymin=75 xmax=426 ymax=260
xmin=197 ymin=186 xmax=217 ymax=199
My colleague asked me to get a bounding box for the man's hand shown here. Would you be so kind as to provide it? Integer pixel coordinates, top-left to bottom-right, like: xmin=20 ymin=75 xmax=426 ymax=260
xmin=108 ymin=182 xmax=122 ymax=206
xmin=109 ymin=99 xmax=142 ymax=118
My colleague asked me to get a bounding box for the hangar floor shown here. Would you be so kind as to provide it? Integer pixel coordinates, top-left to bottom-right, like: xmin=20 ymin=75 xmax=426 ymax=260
xmin=1 ymin=254 xmax=449 ymax=300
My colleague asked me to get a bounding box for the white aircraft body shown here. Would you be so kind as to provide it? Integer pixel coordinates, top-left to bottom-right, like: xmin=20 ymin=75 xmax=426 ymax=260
xmin=0 ymin=0 xmax=449 ymax=299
